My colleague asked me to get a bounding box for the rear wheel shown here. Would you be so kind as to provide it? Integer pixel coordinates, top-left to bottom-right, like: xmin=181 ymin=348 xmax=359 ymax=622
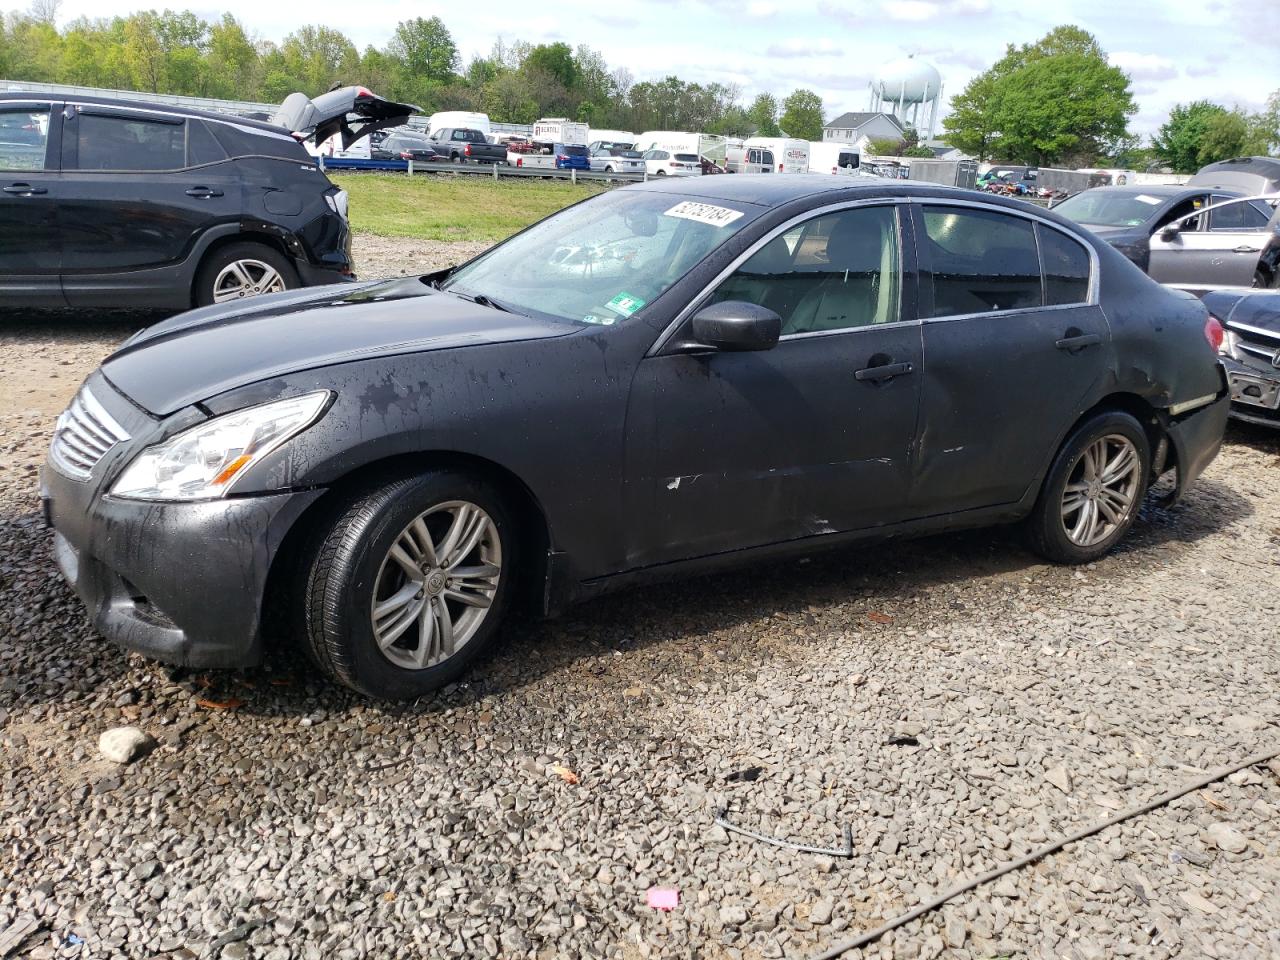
xmin=195 ymin=242 xmax=297 ymax=307
xmin=656 ymin=169 xmax=667 ymax=176
xmin=300 ymin=471 xmax=516 ymax=699
xmin=1026 ymin=411 xmax=1150 ymax=564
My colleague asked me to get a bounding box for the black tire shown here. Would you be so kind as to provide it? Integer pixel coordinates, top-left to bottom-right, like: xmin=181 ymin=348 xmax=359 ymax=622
xmin=194 ymin=242 xmax=298 ymax=308
xmin=604 ymin=165 xmax=615 ymax=174
xmin=451 ymin=153 xmax=462 ymax=163
xmin=1025 ymin=411 xmax=1150 ymax=564
xmin=656 ymin=169 xmax=667 ymax=176
xmin=300 ymin=470 xmax=517 ymax=699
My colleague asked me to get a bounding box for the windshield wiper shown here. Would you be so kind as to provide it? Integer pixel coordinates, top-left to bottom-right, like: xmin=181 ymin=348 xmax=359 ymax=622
xmin=449 ymin=288 xmax=522 ymax=316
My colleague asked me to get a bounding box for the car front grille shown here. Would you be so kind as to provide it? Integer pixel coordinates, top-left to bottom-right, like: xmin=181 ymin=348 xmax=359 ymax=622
xmin=1229 ymin=323 xmax=1280 ymax=372
xmin=49 ymin=387 xmax=130 ymax=481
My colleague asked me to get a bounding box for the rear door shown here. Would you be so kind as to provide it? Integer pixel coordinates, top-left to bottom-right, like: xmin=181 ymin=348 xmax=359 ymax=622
xmin=58 ymin=104 xmax=242 ymax=306
xmin=0 ymin=100 xmax=64 ymax=305
xmin=910 ymin=202 xmax=1108 ymax=514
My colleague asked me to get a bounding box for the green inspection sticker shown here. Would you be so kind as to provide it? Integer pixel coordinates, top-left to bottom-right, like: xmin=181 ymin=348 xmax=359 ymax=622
xmin=605 ymin=292 xmax=646 ymax=317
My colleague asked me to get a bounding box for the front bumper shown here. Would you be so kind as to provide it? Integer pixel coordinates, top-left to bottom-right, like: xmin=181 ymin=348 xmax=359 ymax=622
xmin=42 ymin=457 xmax=323 ymax=669
xmin=1221 ymin=355 xmax=1280 ymax=428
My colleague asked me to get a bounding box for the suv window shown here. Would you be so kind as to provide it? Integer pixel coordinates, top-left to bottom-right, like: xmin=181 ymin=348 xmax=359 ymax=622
xmin=1037 ymin=224 xmax=1091 ymax=306
xmin=922 ymin=206 xmax=1041 ymax=316
xmin=1208 ymin=198 xmax=1273 ymax=231
xmin=710 ymin=205 xmax=901 ymax=336
xmin=0 ymin=107 xmax=50 ymax=170
xmin=75 ymin=113 xmax=186 ymax=171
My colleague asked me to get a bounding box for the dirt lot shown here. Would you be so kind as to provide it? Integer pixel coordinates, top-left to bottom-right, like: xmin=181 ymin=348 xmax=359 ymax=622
xmin=1 ymin=236 xmax=1279 ymax=960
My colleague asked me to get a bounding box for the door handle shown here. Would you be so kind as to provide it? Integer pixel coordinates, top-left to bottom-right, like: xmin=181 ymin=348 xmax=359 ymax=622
xmin=854 ymin=360 xmax=913 ymax=382
xmin=3 ymin=183 xmax=47 ymax=195
xmin=1055 ymin=332 xmax=1102 ymax=353
xmin=1232 ymin=245 xmax=1261 ymax=254
xmin=185 ymin=186 xmax=223 ymax=198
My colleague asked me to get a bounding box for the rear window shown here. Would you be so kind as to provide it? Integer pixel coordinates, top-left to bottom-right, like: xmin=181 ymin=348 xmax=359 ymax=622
xmin=453 ymin=129 xmax=485 ymax=142
xmin=674 ymin=153 xmax=699 ymax=163
xmin=0 ymin=106 xmax=50 ymax=170
xmin=1037 ymin=224 xmax=1091 ymax=306
xmin=562 ymin=145 xmax=588 ymax=157
xmin=1208 ymin=199 xmax=1273 ymax=231
xmin=74 ymin=113 xmax=186 ymax=171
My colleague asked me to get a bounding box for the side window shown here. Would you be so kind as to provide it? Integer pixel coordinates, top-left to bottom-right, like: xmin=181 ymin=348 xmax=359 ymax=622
xmin=74 ymin=114 xmax=186 ymax=171
xmin=0 ymin=107 xmax=50 ymax=171
xmin=1037 ymin=224 xmax=1091 ymax=306
xmin=1208 ymin=198 xmax=1272 ymax=232
xmin=709 ymin=205 xmax=901 ymax=336
xmin=1158 ymin=195 xmax=1206 ymax=231
xmin=186 ymin=119 xmax=226 ymax=166
xmin=921 ymin=205 xmax=1041 ymax=317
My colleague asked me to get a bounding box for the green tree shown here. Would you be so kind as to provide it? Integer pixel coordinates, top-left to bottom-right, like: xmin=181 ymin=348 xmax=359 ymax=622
xmin=747 ymin=93 xmax=780 ymax=136
xmin=1153 ymin=101 xmax=1229 ymax=173
xmin=779 ymin=88 xmax=823 ymax=140
xmin=943 ymin=25 xmax=1134 ymax=165
xmin=523 ymin=42 xmax=576 ymax=92
xmin=388 ymin=16 xmax=457 ymax=87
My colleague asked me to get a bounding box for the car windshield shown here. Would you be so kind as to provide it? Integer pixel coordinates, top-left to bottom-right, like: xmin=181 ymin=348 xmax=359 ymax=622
xmin=440 ymin=190 xmax=761 ymax=325
xmin=1054 ymin=190 xmax=1167 ymax=227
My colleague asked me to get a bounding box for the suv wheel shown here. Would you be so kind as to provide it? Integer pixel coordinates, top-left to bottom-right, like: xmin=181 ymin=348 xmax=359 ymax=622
xmin=300 ymin=471 xmax=516 ymax=699
xmin=196 ymin=242 xmax=298 ymax=307
xmin=1026 ymin=411 xmax=1150 ymax=564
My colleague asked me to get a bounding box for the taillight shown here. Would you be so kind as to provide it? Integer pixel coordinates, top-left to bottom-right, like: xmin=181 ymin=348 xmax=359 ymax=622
xmin=464 ymin=143 xmax=471 ymax=156
xmin=1204 ymin=314 xmax=1224 ymax=352
xmin=779 ymin=163 xmax=784 ymax=172
xmin=516 ymin=157 xmax=523 ymax=167
xmin=557 ymin=154 xmax=568 ymax=161
xmin=400 ymin=151 xmax=412 ymax=159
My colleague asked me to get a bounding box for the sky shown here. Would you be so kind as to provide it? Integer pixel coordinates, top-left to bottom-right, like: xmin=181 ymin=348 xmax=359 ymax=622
xmin=50 ymin=0 xmax=1278 ymax=138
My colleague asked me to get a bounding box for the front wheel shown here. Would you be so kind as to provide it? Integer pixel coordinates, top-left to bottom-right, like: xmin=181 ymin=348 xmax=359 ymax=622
xmin=656 ymin=169 xmax=667 ymax=177
xmin=1025 ymin=411 xmax=1150 ymax=564
xmin=300 ymin=471 xmax=516 ymax=698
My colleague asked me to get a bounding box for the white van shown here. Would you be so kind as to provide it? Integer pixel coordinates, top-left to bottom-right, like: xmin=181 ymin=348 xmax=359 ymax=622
xmin=724 ymin=145 xmax=774 ymax=174
xmin=744 ymin=137 xmax=809 ymax=174
xmin=426 ymin=111 xmax=491 ymax=139
xmin=633 ymin=131 xmax=727 ymax=168
xmin=808 ymin=141 xmax=860 ymax=175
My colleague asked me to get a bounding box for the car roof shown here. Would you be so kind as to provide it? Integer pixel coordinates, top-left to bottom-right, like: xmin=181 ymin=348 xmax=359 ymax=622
xmin=1078 ymin=184 xmax=1199 ymax=198
xmin=623 ymin=173 xmax=1023 ymax=208
xmin=0 ymin=91 xmax=285 ymax=136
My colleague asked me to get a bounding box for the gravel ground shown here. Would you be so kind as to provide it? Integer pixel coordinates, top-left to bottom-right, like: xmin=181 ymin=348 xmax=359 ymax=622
xmin=2 ymin=236 xmax=1279 ymax=960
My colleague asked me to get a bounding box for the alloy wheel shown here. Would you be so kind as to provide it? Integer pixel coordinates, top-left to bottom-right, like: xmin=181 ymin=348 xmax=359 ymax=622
xmin=1060 ymin=434 xmax=1141 ymax=547
xmin=212 ymin=259 xmax=286 ymax=302
xmin=370 ymin=500 xmax=502 ymax=670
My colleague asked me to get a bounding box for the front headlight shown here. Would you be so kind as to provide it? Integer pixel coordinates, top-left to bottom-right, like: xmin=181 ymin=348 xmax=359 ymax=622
xmin=111 ymin=391 xmax=331 ymax=502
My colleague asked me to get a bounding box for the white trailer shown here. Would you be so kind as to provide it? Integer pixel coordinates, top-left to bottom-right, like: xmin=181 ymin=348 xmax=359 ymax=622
xmin=744 ymin=137 xmax=809 ymax=174
xmin=533 ymin=118 xmax=589 ymax=146
xmin=808 ymin=141 xmax=860 ymax=175
xmin=633 ymin=131 xmax=727 ymax=166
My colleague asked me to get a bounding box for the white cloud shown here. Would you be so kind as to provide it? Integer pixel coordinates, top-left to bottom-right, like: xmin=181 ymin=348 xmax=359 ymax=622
xmin=746 ymin=0 xmax=779 ymax=15
xmin=765 ymin=38 xmax=843 ymax=58
xmin=1108 ymin=51 xmax=1178 ymax=82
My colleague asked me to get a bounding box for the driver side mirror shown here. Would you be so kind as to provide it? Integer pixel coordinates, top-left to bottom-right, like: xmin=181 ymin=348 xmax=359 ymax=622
xmin=1158 ymin=223 xmax=1181 ymax=242
xmin=689 ymin=301 xmax=781 ymax=352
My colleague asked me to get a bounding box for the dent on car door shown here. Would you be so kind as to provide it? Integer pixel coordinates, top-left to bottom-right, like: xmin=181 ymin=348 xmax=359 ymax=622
xmin=910 ymin=204 xmax=1108 ymax=515
xmin=0 ymin=100 xmax=64 ymax=305
xmin=59 ymin=108 xmax=240 ymax=305
xmin=626 ymin=202 xmax=924 ymax=566
xmin=1148 ymin=195 xmax=1271 ymax=291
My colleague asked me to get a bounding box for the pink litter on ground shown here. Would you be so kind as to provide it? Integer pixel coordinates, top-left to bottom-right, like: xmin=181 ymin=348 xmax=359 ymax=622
xmin=646 ymin=887 xmax=679 ymax=911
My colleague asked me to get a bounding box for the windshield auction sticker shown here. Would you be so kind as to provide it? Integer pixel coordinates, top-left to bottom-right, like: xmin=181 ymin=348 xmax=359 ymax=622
xmin=605 ymin=292 xmax=646 ymax=317
xmin=1134 ymin=194 xmax=1161 ymax=205
xmin=664 ymin=201 xmax=745 ymax=228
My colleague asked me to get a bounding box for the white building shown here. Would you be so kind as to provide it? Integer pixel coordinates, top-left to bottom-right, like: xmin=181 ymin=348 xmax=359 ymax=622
xmin=822 ymin=112 xmax=906 ymax=154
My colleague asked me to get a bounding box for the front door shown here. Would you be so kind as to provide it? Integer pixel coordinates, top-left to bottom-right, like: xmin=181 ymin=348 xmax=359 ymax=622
xmin=0 ymin=101 xmax=64 ymax=305
xmin=57 ymin=105 xmax=242 ymax=306
xmin=626 ymin=202 xmax=924 ymax=567
xmin=910 ymin=203 xmax=1110 ymax=515
xmin=1149 ymin=195 xmax=1274 ymax=293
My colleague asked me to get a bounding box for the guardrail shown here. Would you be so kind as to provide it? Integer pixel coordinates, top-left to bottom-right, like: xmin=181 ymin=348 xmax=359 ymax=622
xmin=320 ymin=157 xmax=647 ymax=184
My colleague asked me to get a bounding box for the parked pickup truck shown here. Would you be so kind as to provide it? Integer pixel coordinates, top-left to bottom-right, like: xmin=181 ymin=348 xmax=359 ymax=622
xmin=427 ymin=127 xmax=506 ymax=164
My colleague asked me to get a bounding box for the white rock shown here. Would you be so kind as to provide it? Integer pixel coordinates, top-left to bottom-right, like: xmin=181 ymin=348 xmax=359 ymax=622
xmin=1206 ymin=822 xmax=1248 ymax=854
xmin=98 ymin=726 xmax=153 ymax=764
xmin=808 ymin=898 xmax=834 ymax=925
xmin=718 ymin=905 xmax=748 ymax=926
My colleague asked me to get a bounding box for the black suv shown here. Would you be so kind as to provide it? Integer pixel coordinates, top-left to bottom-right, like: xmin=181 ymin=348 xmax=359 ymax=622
xmin=0 ymin=86 xmax=413 ymax=310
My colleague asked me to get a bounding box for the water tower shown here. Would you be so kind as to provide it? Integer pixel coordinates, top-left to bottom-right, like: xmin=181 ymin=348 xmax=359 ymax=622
xmin=869 ymin=55 xmax=943 ymax=140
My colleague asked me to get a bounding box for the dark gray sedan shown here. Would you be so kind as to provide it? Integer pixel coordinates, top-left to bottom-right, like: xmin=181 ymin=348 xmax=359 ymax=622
xmin=43 ymin=176 xmax=1230 ymax=698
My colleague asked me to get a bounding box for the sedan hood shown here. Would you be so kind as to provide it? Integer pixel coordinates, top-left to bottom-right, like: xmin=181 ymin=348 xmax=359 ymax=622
xmin=1205 ymin=289 xmax=1280 ymax=332
xmin=103 ymin=278 xmax=574 ymax=416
